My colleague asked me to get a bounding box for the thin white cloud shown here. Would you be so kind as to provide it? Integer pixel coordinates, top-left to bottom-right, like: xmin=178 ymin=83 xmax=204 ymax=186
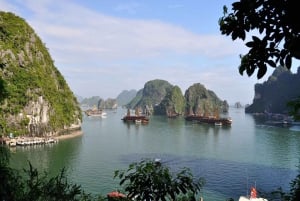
xmin=114 ymin=2 xmax=140 ymax=14
xmin=15 ymin=1 xmax=245 ymax=62
xmin=1 ymin=0 xmax=257 ymax=104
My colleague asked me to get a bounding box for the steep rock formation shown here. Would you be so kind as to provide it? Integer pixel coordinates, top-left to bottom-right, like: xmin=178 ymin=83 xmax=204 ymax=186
xmin=245 ymin=66 xmax=300 ymax=114
xmin=154 ymin=86 xmax=185 ymax=116
xmin=0 ymin=12 xmax=81 ymax=136
xmin=126 ymin=80 xmax=228 ymax=116
xmin=184 ymin=83 xmax=229 ymax=115
xmin=127 ymin=79 xmax=173 ymax=114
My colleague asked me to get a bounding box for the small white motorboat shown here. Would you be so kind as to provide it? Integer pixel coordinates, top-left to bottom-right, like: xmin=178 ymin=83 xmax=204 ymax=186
xmin=239 ymin=187 xmax=268 ymax=201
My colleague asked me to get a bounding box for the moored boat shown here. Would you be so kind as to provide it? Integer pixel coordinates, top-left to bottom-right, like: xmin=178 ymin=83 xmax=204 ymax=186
xmin=215 ymin=121 xmax=222 ymax=126
xmin=185 ymin=115 xmax=232 ymax=126
xmin=122 ymin=115 xmax=149 ymax=123
xmin=135 ymin=119 xmax=142 ymax=124
xmin=122 ymin=108 xmax=149 ymax=123
xmin=85 ymin=106 xmax=106 ymax=117
xmin=8 ymin=139 xmax=17 ymax=147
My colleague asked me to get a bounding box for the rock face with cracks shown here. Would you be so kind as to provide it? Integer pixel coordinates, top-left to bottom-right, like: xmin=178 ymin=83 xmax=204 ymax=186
xmin=0 ymin=11 xmax=82 ymax=137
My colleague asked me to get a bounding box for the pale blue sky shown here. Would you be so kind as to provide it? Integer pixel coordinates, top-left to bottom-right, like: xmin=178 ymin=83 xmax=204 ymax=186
xmin=1 ymin=0 xmax=290 ymax=105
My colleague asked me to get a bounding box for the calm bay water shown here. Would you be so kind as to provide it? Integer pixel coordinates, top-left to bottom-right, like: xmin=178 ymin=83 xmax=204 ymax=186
xmin=9 ymin=107 xmax=300 ymax=201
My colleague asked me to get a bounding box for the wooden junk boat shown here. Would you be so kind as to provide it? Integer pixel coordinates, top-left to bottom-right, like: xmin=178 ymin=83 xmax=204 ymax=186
xmin=122 ymin=108 xmax=149 ymax=124
xmin=185 ymin=108 xmax=232 ymax=126
xmin=85 ymin=106 xmax=106 ymax=117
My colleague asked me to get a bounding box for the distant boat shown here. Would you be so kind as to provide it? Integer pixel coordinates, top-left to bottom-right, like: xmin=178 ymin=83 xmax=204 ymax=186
xmin=85 ymin=107 xmax=106 ymax=117
xmin=122 ymin=115 xmax=149 ymax=123
xmin=135 ymin=119 xmax=142 ymax=124
xmin=101 ymin=112 xmax=107 ymax=118
xmin=185 ymin=115 xmax=232 ymax=126
xmin=215 ymin=121 xmax=222 ymax=126
xmin=185 ymin=107 xmax=232 ymax=126
xmin=122 ymin=108 xmax=149 ymax=124
xmin=8 ymin=139 xmax=17 ymax=147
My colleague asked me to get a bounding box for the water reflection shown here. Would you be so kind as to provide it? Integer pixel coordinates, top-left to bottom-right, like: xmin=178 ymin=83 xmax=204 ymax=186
xmin=7 ymin=107 xmax=300 ymax=201
xmin=10 ymin=135 xmax=83 ymax=176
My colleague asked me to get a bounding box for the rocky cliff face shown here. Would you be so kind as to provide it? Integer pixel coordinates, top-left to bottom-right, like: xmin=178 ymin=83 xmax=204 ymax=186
xmin=127 ymin=79 xmax=173 ymax=114
xmin=184 ymin=83 xmax=229 ymax=115
xmin=245 ymin=66 xmax=300 ymax=114
xmin=154 ymin=86 xmax=185 ymax=116
xmin=0 ymin=12 xmax=81 ymax=136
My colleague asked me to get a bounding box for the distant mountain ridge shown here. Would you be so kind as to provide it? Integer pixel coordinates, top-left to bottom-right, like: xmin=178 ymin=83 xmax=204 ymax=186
xmin=116 ymin=89 xmax=137 ymax=106
xmin=80 ymin=96 xmax=118 ymax=109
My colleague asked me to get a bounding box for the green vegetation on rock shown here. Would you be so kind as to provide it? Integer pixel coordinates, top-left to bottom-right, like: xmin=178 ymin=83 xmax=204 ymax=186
xmin=154 ymin=86 xmax=185 ymax=116
xmin=126 ymin=80 xmax=228 ymax=116
xmin=0 ymin=12 xmax=81 ymax=136
xmin=127 ymin=79 xmax=173 ymax=114
xmin=184 ymin=83 xmax=228 ymax=116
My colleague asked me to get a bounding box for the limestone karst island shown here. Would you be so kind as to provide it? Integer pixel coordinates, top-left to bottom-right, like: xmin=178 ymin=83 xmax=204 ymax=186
xmin=0 ymin=11 xmax=82 ymax=146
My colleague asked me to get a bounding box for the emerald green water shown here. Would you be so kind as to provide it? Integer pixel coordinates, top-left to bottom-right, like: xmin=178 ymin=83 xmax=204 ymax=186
xmin=9 ymin=107 xmax=300 ymax=201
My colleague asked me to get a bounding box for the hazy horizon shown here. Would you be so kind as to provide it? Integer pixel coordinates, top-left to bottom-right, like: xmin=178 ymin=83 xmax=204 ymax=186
xmin=2 ymin=0 xmax=299 ymax=106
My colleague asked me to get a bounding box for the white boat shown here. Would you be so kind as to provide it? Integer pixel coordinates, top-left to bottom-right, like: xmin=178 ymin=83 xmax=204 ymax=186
xmin=239 ymin=187 xmax=268 ymax=201
xmin=9 ymin=139 xmax=17 ymax=147
xmin=215 ymin=122 xmax=222 ymax=126
xmin=101 ymin=112 xmax=107 ymax=118
xmin=239 ymin=197 xmax=268 ymax=201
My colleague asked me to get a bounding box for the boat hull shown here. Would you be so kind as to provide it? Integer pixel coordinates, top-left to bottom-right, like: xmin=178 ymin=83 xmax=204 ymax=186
xmin=185 ymin=115 xmax=232 ymax=125
xmin=122 ymin=116 xmax=149 ymax=124
xmin=239 ymin=196 xmax=268 ymax=201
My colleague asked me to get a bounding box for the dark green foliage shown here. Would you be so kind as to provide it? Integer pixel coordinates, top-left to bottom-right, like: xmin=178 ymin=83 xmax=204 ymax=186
xmin=0 ymin=78 xmax=8 ymax=103
xmin=0 ymin=146 xmax=104 ymax=201
xmin=114 ymin=159 xmax=204 ymax=201
xmin=219 ymin=0 xmax=300 ymax=79
xmin=0 ymin=11 xmax=81 ymax=135
xmin=288 ymin=165 xmax=300 ymax=201
xmin=287 ymin=97 xmax=300 ymax=121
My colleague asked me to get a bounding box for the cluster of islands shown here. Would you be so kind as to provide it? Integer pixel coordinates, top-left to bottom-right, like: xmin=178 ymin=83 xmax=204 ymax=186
xmin=0 ymin=11 xmax=300 ymax=147
xmin=80 ymin=65 xmax=300 ymax=128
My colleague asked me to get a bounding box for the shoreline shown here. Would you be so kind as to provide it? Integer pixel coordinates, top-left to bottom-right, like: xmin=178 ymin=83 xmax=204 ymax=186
xmin=1 ymin=129 xmax=84 ymax=146
xmin=54 ymin=130 xmax=83 ymax=140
